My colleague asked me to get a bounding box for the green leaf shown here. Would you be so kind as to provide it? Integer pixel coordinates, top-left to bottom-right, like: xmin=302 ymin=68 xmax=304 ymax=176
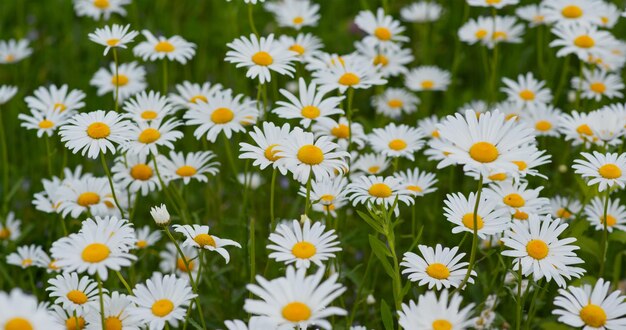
xmin=188 ymin=318 xmax=204 ymax=330
xmin=577 ymin=236 xmax=601 ymax=259
xmin=369 ymin=235 xmax=395 ymax=278
xmin=380 ymin=299 xmax=394 ymax=330
xmin=539 ymin=322 xmax=571 ymax=330
xmin=358 ymin=210 xmax=384 ymax=234
xmin=609 ymin=231 xmax=626 ymax=244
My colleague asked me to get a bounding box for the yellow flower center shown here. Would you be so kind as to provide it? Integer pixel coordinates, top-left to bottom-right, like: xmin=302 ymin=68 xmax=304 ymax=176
xmin=514 ymin=210 xmax=529 ymax=220
xmin=535 ymin=120 xmax=552 ymax=132
xmin=136 ymin=240 xmax=148 ymax=248
xmin=513 ymin=161 xmax=527 ymax=171
xmin=86 ymin=122 xmax=111 ymax=139
xmin=503 ymin=193 xmax=525 ymax=208
xmin=21 ymin=258 xmax=32 ymax=267
xmin=574 ymin=35 xmax=595 ymax=48
xmin=251 ymin=51 xmax=273 ymax=66
xmin=320 ymin=194 xmax=334 ymax=203
xmin=292 ymin=16 xmax=304 ymax=24
xmin=338 ymin=73 xmax=360 ymax=86
xmin=130 ymin=164 xmax=153 ymax=181
xmin=151 ymin=299 xmax=174 ymax=317
xmin=177 ymin=258 xmax=194 ymax=272
xmin=579 ymin=304 xmax=607 ymax=327
xmin=373 ymin=54 xmax=389 ymax=66
xmin=599 ymin=164 xmax=622 ymax=179
xmin=407 ymin=185 xmax=422 ymax=192
xmin=262 ymin=144 xmax=280 ymax=162
xmin=601 ymin=215 xmax=617 ymax=227
xmin=556 ymin=208 xmax=572 ymax=219
xmin=138 ymin=128 xmax=161 ymax=144
xmin=590 ymin=82 xmax=606 ymax=94
xmin=462 ymin=213 xmax=484 ymax=230
xmin=368 ymin=166 xmax=380 ymax=174
xmin=475 ymin=29 xmax=488 ymax=39
xmin=526 ymin=239 xmax=549 ymax=260
xmin=111 ymin=74 xmax=129 ymax=86
xmin=297 ymin=144 xmax=324 ymax=165
xmin=93 ymin=0 xmax=110 ymax=9
xmin=105 ymin=316 xmax=122 ymax=330
xmin=562 ymin=5 xmax=583 ymax=19
xmin=176 ymin=165 xmax=197 ymax=177
xmin=282 ymin=302 xmax=311 ymax=322
xmin=488 ymin=173 xmax=507 ymax=181
xmin=432 ymin=130 xmax=440 ymax=138
xmin=432 ymin=319 xmax=453 ymax=330
xmin=77 ymin=192 xmax=101 ymax=207
xmin=492 ymin=31 xmax=507 ymax=40
xmin=154 ymin=41 xmax=175 ymax=53
xmin=388 ymin=139 xmax=407 ymax=151
xmin=291 ymin=241 xmax=317 ymax=259
xmin=469 ymin=142 xmax=499 ymax=163
xmin=65 ymin=316 xmax=85 ymax=330
xmin=0 ymin=228 xmax=10 ymax=239
xmin=331 ymin=124 xmax=350 ymax=139
xmin=425 ymin=263 xmax=450 ymax=280
xmin=301 ymin=105 xmax=320 ymax=119
xmin=387 ymin=99 xmax=403 ymax=108
xmin=5 ymin=54 xmax=15 ymax=62
xmin=374 ymin=27 xmax=392 ymax=41
xmin=54 ymin=102 xmax=67 ymax=111
xmin=67 ymin=290 xmax=88 ymax=305
xmin=81 ymin=243 xmax=110 ymax=263
xmin=193 ymin=233 xmax=216 ymax=248
xmin=211 ymin=107 xmax=234 ymax=124
xmin=38 ymin=119 xmax=54 ymax=129
xmin=576 ymin=124 xmax=593 ymax=136
xmin=141 ymin=110 xmax=158 ymax=120
xmin=368 ymin=183 xmax=392 ymax=198
xmin=106 ymin=38 xmax=119 ymax=46
xmin=485 ymin=0 xmax=501 ymax=3
xmin=519 ymin=89 xmax=535 ymax=101
xmin=190 ymin=95 xmax=207 ymax=104
xmin=421 ymin=80 xmax=435 ymax=89
xmin=289 ymin=44 xmax=305 ymax=55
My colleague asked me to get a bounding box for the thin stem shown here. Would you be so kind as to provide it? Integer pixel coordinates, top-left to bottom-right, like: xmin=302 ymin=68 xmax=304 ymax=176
xmin=222 ymin=134 xmax=239 ymax=177
xmin=249 ymin=216 xmax=256 ymax=292
xmin=554 ymin=55 xmax=571 ymax=103
xmin=162 ymin=59 xmax=168 ymax=94
xmin=304 ymin=173 xmax=312 ymax=215
xmin=115 ymin=270 xmax=132 ymax=294
xmin=525 ymin=279 xmax=544 ymax=330
xmin=97 ymin=274 xmax=106 ymax=330
xmin=0 ymin=108 xmax=9 ymax=197
xmin=515 ymin=261 xmax=523 ymax=330
xmin=247 ymin=4 xmax=259 ymax=36
xmin=44 ymin=135 xmax=54 ymax=176
xmin=113 ymin=48 xmax=120 ymax=112
xmin=270 ymin=168 xmax=277 ymax=231
xmin=99 ymin=151 xmax=125 ymax=218
xmin=346 ymin=88 xmax=354 ymax=170
xmin=599 ymin=188 xmax=611 ymax=277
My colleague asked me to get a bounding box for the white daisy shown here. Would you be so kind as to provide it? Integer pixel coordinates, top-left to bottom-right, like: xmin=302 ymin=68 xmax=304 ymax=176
xmin=519 ymin=103 xmax=562 ymax=137
xmin=417 ymin=115 xmax=441 ymax=139
xmin=133 ymin=30 xmax=196 ymax=64
xmin=573 ymin=151 xmax=626 ymax=192
xmin=239 ymin=121 xmax=291 ymax=175
xmin=458 ymin=16 xmax=493 ymax=46
xmin=18 ymin=107 xmax=74 ymax=138
xmin=168 ymin=80 xmax=224 ymax=110
xmin=398 ymin=290 xmax=476 ymax=330
xmin=123 ymin=90 xmax=176 ymax=123
xmin=0 ymin=289 xmax=61 ymax=330
xmin=443 ymin=191 xmax=510 ymax=238
xmin=354 ymin=40 xmax=414 ymax=78
xmin=88 ymin=24 xmax=138 ymax=55
xmin=0 ymin=39 xmax=32 ymax=64
xmin=401 ymin=1 xmax=443 ymax=23
xmin=351 ymin=153 xmax=390 ymax=176
xmin=265 ymin=0 xmax=320 ymax=30
xmin=6 ymin=244 xmax=46 ymax=269
xmin=297 ymin=176 xmax=348 ymax=216
xmin=355 ymin=8 xmax=409 ymax=46
xmin=111 ymin=153 xmax=160 ymax=196
xmin=405 ymin=66 xmax=451 ymax=92
xmin=372 ymin=88 xmax=420 ymax=119
xmin=46 ymin=272 xmax=98 ymax=313
xmin=123 ymin=118 xmax=183 ymax=156
xmin=346 ymin=175 xmax=414 ymax=215
xmin=369 ymin=123 xmax=425 ymax=161
xmin=484 ymin=180 xmax=550 ymax=221
xmin=0 ymin=85 xmax=18 ymax=104
xmin=0 ymin=212 xmax=21 ymax=243
xmin=543 ymin=0 xmax=602 ymax=27
xmin=134 ymin=225 xmax=162 ymax=249
xmin=549 ymin=195 xmax=582 ymax=221
xmin=273 ymin=78 xmax=344 ymax=128
xmin=584 ymin=196 xmax=626 ymax=232
xmin=73 ymin=0 xmax=131 ymax=20
xmin=24 ymin=84 xmax=86 ymax=113
xmin=550 ymin=24 xmax=617 ymax=63
xmin=312 ymin=117 xmax=367 ymax=151
xmin=467 ymin=0 xmax=518 ymax=9
xmin=401 ymin=244 xmax=475 ymax=290
xmin=173 ymin=224 xmax=242 ymax=263
xmin=55 ymin=177 xmax=114 ymax=218
xmin=501 ymin=72 xmax=553 ymax=108
xmin=90 ymin=61 xmax=147 ymax=102
xmin=559 ymin=110 xmax=596 ymax=147
xmin=85 ymin=291 xmax=142 ymax=330
xmin=160 ymin=151 xmax=219 ymax=184
xmin=312 ymin=54 xmax=387 ymax=94
xmin=516 ymin=4 xmax=549 ymax=26
xmin=571 ymin=67 xmax=624 ymax=101
xmin=278 ymin=33 xmax=324 ymax=61
xmin=59 ymin=110 xmax=132 ymax=159
xmin=587 ymin=107 xmax=626 ymax=146
xmin=159 ymin=242 xmax=199 ymax=280
xmin=394 ymin=168 xmax=438 ymax=197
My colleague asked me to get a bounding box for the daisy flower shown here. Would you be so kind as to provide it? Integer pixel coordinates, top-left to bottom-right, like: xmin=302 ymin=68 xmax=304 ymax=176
xmin=50 ymin=217 xmax=136 ymax=280
xmin=173 ymin=224 xmax=242 ymax=263
xmin=238 ymin=172 xmax=264 ymax=189
xmin=275 ymin=127 xmax=349 ymax=184
xmin=519 ymin=103 xmax=562 ymax=137
xmin=168 ymin=80 xmax=224 ymax=110
xmin=405 ymin=66 xmax=451 ymax=92
xmin=224 ymin=317 xmax=279 ymax=330
xmin=90 ymin=61 xmax=147 ymax=102
xmin=587 ymin=107 xmax=626 ymax=146
xmin=550 ymin=195 xmax=582 ymax=221
xmin=184 ymin=90 xmax=258 ymax=142
xmin=123 ymin=90 xmax=175 ymax=123
xmin=0 ymin=85 xmax=18 ymax=104
xmin=128 ymin=273 xmax=197 ymax=330
xmin=6 ymin=244 xmax=46 ymax=269
xmin=369 ymin=123 xmax=425 ymax=161
xmin=417 ymin=115 xmax=441 ymax=139
xmin=596 ymin=2 xmax=620 ymax=28
xmin=501 ymin=214 xmax=585 ymax=287
xmin=355 ymin=8 xmax=409 ymax=46
xmin=584 ymin=196 xmax=626 ymax=232
xmin=273 ymin=78 xmax=344 ymax=128
xmin=24 ymin=84 xmax=86 ymax=113
xmin=159 ymin=243 xmax=199 ymax=279
xmin=559 ymin=110 xmax=596 ymax=147
xmin=401 ymin=1 xmax=443 ymax=23
xmin=516 ymin=4 xmax=549 ymax=26
xmin=56 ymin=177 xmax=115 ymax=218
xmin=298 ymin=176 xmax=348 ymax=216
xmin=48 ymin=304 xmax=88 ymax=330
xmin=312 ymin=117 xmax=367 ymax=151
xmin=225 ymin=33 xmax=297 ymax=84
xmin=485 ymin=16 xmax=525 ymax=49
xmin=88 ymin=24 xmax=138 ymax=55
xmin=573 ymin=151 xmax=626 ymax=192
xmin=278 ymin=33 xmax=324 ymax=61
xmin=0 ymin=39 xmax=32 ymax=64
xmin=133 ymin=30 xmax=196 ymax=64
xmin=371 ymin=88 xmax=420 ymax=119
xmin=59 ymin=110 xmax=132 ymax=159
xmin=543 ymin=0 xmax=602 ymax=27
xmin=553 ymin=278 xmax=626 ymax=329
xmin=458 ymin=16 xmax=493 ymax=46
xmin=265 ymin=0 xmax=320 ymax=30
xmin=267 ymin=219 xmax=341 ymax=269
xmin=346 ymin=175 xmax=414 ymax=215
xmin=244 ymin=266 xmax=346 ymax=330
xmin=571 ymin=67 xmax=624 ymax=101
xmin=312 ymin=54 xmax=387 ymax=94
xmin=123 ymin=118 xmax=183 ymax=156
xmin=111 ymin=154 xmax=160 ymax=196
xmin=46 ymin=272 xmax=98 ymax=313
xmin=467 ymin=0 xmax=518 ymax=9
xmin=398 ymin=290 xmax=476 ymax=330
xmin=351 ymin=153 xmax=390 ymax=176
xmin=443 ymin=192 xmax=510 ymax=238
xmin=550 ymin=24 xmax=617 ymax=63
xmin=0 ymin=212 xmax=21 ymax=243
xmin=84 ymin=291 xmax=142 ymax=330
xmin=18 ymin=107 xmax=74 ymax=137
xmin=484 ymin=180 xmax=550 ymax=220
xmin=73 ymin=0 xmax=131 ymax=20
xmin=239 ymin=121 xmax=291 ymax=175
xmin=354 ymin=40 xmax=414 ymax=77
xmin=501 ymin=72 xmax=553 ymax=108
xmin=134 ymin=225 xmax=162 ymax=249
xmin=160 ymin=151 xmax=219 ymax=184
xmin=401 ymin=244 xmax=475 ymax=290
xmin=0 ymin=289 xmax=60 ymax=330
xmin=394 ymin=168 xmax=438 ymax=197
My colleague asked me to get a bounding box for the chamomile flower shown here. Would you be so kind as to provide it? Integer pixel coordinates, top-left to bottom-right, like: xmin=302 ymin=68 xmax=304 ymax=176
xmin=73 ymin=0 xmax=130 ymax=20
xmin=372 ymin=88 xmax=420 ymax=119
xmin=275 ymin=127 xmax=349 ymax=184
xmin=168 ymin=80 xmax=224 ymax=110
xmin=401 ymin=244 xmax=475 ymax=290
xmin=59 ymin=110 xmax=132 ymax=159
xmin=90 ymin=61 xmax=147 ymax=102
xmin=596 ymin=2 xmax=620 ymax=28
xmin=244 ymin=266 xmax=346 ymax=330
xmin=184 ymin=90 xmax=258 ymax=142
xmin=159 ymin=243 xmax=199 ymax=280
xmin=520 ymin=103 xmax=562 ymax=137
xmin=400 ymin=1 xmax=443 ymax=23
xmin=553 ymin=278 xmax=626 ymax=329
xmin=484 ymin=181 xmax=550 ymax=220
xmin=346 ymin=175 xmax=414 ymax=215
xmin=354 ymin=40 xmax=414 ymax=78
xmin=351 ymin=153 xmax=390 ymax=176
xmin=501 ymin=214 xmax=585 ymax=287
xmin=48 ymin=304 xmax=88 ymax=330
xmin=24 ymin=84 xmax=86 ymax=113
xmin=0 ymin=39 xmax=32 ymax=64
xmin=486 ymin=16 xmax=525 ymax=49
xmin=573 ymin=151 xmax=626 ymax=192
xmin=273 ymin=78 xmax=344 ymax=128
xmin=501 ymin=73 xmax=553 ymax=108
xmin=417 ymin=115 xmax=441 ymax=139
xmin=571 ymin=68 xmax=624 ymax=101
xmin=355 ymin=8 xmax=409 ymax=46
xmin=225 ymin=33 xmax=297 ymax=84
xmin=18 ymin=107 xmax=74 ymax=137
xmin=443 ymin=192 xmax=510 ymax=238
xmin=559 ymin=110 xmax=596 ymax=147
xmin=298 ymin=176 xmax=348 ymax=216
xmin=239 ymin=122 xmax=291 ymax=175
xmin=542 ymin=0 xmax=602 ymax=27
xmin=587 ymin=107 xmax=626 ymax=146
xmin=56 ymin=177 xmax=114 ymax=218
xmin=550 ymin=24 xmax=617 ymax=62
xmin=128 ymin=273 xmax=197 ymax=330
xmin=516 ymin=4 xmax=549 ymax=26
xmin=0 ymin=212 xmax=21 ymax=243
xmin=173 ymin=224 xmax=241 ymax=263
xmin=134 ymin=225 xmax=162 ymax=249
xmin=312 ymin=117 xmax=367 ymax=151
xmin=160 ymin=151 xmax=219 ymax=184
xmin=0 ymin=85 xmax=18 ymax=104
xmin=397 ymin=290 xmax=476 ymax=330
xmin=46 ymin=272 xmax=98 ymax=313
xmin=123 ymin=90 xmax=175 ymax=123
xmin=458 ymin=16 xmax=493 ymax=46
xmin=111 ymin=154 xmax=160 ymax=196
xmin=88 ymin=24 xmax=138 ymax=55
xmin=0 ymin=289 xmax=61 ymax=330
xmin=584 ymin=196 xmax=626 ymax=232
xmin=550 ymin=196 xmax=582 ymax=221
xmin=369 ymin=123 xmax=425 ymax=160
xmin=265 ymin=0 xmax=320 ymax=30
xmin=467 ymin=0 xmax=518 ymax=8
xmin=312 ymin=54 xmax=387 ymax=94
xmin=133 ymin=30 xmax=196 ymax=64
xmin=395 ymin=168 xmax=438 ymax=197
xmin=405 ymin=65 xmax=452 ymax=92
xmin=6 ymin=245 xmax=46 ymax=269
xmin=84 ymin=291 xmax=142 ymax=330
xmin=278 ymin=34 xmax=324 ymax=61
xmin=224 ymin=317 xmax=279 ymax=330
xmin=123 ymin=118 xmax=183 ymax=156
xmin=50 ymin=217 xmax=136 ymax=280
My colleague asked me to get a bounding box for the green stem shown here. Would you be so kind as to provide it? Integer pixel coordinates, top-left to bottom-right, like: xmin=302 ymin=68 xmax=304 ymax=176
xmin=222 ymin=134 xmax=239 ymax=177
xmin=304 ymin=173 xmax=312 ymax=215
xmin=44 ymin=135 xmax=54 ymax=177
xmin=525 ymin=279 xmax=544 ymax=330
xmin=270 ymin=168 xmax=277 ymax=231
xmin=0 ymin=108 xmax=9 ymax=198
xmin=247 ymin=4 xmax=259 ymax=36
xmin=97 ymin=274 xmax=106 ymax=330
xmin=515 ymin=261 xmax=523 ymax=330
xmin=162 ymin=59 xmax=168 ymax=94
xmin=115 ymin=270 xmax=132 ymax=294
xmin=99 ymin=151 xmax=125 ymax=218
xmin=113 ymin=48 xmax=119 ymax=112
xmin=346 ymin=88 xmax=354 ymax=170
xmin=249 ymin=216 xmax=256 ymax=292
xmin=554 ymin=56 xmax=571 ymax=103
xmin=599 ymin=188 xmax=611 ymax=277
